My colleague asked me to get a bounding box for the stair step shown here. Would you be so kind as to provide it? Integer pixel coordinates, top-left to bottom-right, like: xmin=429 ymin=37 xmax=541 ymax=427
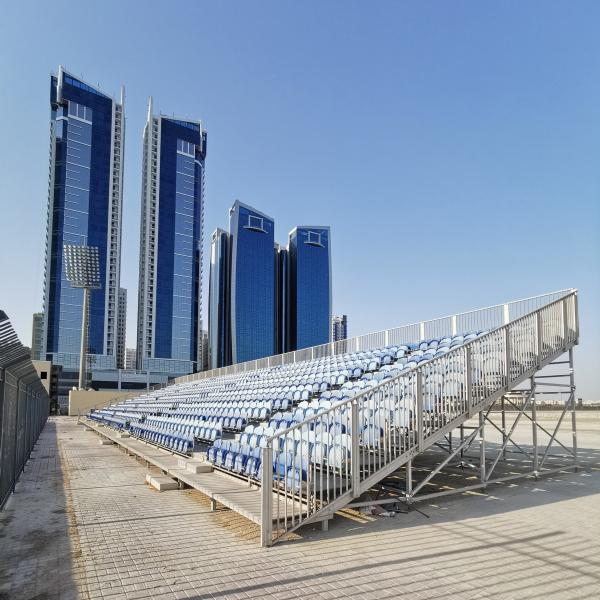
xmin=146 ymin=474 xmax=179 ymax=491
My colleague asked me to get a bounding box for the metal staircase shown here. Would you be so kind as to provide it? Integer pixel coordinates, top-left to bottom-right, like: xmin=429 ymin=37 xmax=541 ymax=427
xmin=259 ymin=290 xmax=579 ymax=546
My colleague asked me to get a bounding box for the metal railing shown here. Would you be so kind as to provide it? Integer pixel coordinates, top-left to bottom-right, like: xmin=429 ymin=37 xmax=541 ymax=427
xmin=0 ymin=310 xmax=50 ymax=509
xmin=260 ymin=290 xmax=578 ymax=545
xmin=174 ymin=289 xmax=574 ymax=386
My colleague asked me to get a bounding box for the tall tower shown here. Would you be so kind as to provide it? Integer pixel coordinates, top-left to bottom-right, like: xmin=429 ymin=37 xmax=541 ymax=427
xmin=332 ymin=314 xmax=348 ymax=342
xmin=116 ymin=287 xmax=127 ymax=369
xmin=287 ymin=227 xmax=332 ymax=350
xmin=208 ymin=228 xmax=231 ymax=369
xmin=42 ymin=67 xmax=124 ymax=407
xmin=136 ymin=99 xmax=207 ymax=375
xmin=228 ymin=201 xmax=275 ymax=364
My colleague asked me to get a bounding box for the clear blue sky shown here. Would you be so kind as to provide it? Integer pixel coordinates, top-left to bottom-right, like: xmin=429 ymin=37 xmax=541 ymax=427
xmin=0 ymin=1 xmax=598 ymax=399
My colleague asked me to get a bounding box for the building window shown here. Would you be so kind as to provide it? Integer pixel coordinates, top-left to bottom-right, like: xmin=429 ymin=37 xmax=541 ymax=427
xmin=68 ymin=101 xmax=92 ymax=122
xmin=177 ymin=139 xmax=195 ymax=156
xmin=41 ymin=371 xmax=48 ymax=379
xmin=246 ymin=214 xmax=265 ymax=232
xmin=306 ymin=231 xmax=323 ymax=247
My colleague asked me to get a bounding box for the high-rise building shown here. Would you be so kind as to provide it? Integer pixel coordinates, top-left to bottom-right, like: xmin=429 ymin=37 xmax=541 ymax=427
xmin=229 ymin=201 xmax=275 ymax=364
xmin=116 ymin=287 xmax=127 ymax=369
xmin=124 ymin=347 xmax=137 ymax=370
xmin=136 ymin=98 xmax=207 ymax=375
xmin=31 ymin=312 xmax=44 ymax=360
xmin=208 ymin=228 xmax=231 ymax=369
xmin=208 ymin=203 xmax=333 ymax=367
xmin=199 ymin=329 xmax=209 ymax=372
xmin=42 ymin=67 xmax=124 ymax=408
xmin=274 ymin=243 xmax=288 ymax=354
xmin=332 ymin=314 xmax=348 ymax=342
xmin=287 ymin=227 xmax=331 ymax=351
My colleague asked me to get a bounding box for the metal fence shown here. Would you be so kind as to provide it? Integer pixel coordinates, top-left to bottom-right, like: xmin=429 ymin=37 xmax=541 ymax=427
xmin=174 ymin=288 xmax=574 ymax=386
xmin=0 ymin=310 xmax=50 ymax=509
xmin=260 ymin=290 xmax=579 ymax=545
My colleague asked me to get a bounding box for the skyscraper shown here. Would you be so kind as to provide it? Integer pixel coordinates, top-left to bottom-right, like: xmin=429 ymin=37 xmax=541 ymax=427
xmin=332 ymin=314 xmax=348 ymax=341
xmin=229 ymin=201 xmax=275 ymax=364
xmin=287 ymin=227 xmax=332 ymax=350
xmin=208 ymin=228 xmax=231 ymax=369
xmin=42 ymin=67 xmax=124 ymax=407
xmin=208 ymin=203 xmax=333 ymax=367
xmin=116 ymin=287 xmax=127 ymax=369
xmin=124 ymin=347 xmax=137 ymax=370
xmin=31 ymin=312 xmax=44 ymax=360
xmin=136 ymin=99 xmax=207 ymax=375
xmin=274 ymin=243 xmax=288 ymax=354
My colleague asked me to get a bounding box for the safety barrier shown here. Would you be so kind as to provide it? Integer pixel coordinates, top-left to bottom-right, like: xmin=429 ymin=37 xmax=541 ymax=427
xmin=0 ymin=310 xmax=50 ymax=509
xmin=260 ymin=291 xmax=578 ymax=545
xmin=175 ymin=289 xmax=574 ymax=385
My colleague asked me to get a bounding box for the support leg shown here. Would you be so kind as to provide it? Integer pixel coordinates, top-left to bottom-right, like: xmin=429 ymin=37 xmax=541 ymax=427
xmin=406 ymin=459 xmax=413 ymax=504
xmin=569 ymin=349 xmax=578 ymax=471
xmin=479 ymin=411 xmax=486 ymax=486
xmin=531 ymin=379 xmax=539 ymax=478
xmin=501 ymin=395 xmax=507 ymax=460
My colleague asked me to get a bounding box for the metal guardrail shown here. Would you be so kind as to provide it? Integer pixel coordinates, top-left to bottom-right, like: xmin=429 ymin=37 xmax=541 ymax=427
xmin=172 ymin=289 xmax=574 ymax=387
xmin=259 ymin=290 xmax=579 ymax=545
xmin=0 ymin=310 xmax=50 ymax=509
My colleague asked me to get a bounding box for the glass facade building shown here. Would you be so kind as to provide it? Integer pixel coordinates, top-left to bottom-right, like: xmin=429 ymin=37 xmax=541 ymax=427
xmin=287 ymin=227 xmax=332 ymax=351
xmin=207 ymin=205 xmax=332 ymax=368
xmin=136 ymin=99 xmax=207 ymax=375
xmin=208 ymin=228 xmax=231 ymax=369
xmin=42 ymin=67 xmax=124 ymax=408
xmin=229 ymin=202 xmax=275 ymax=364
xmin=274 ymin=244 xmax=289 ymax=355
xmin=332 ymin=314 xmax=348 ymax=342
xmin=31 ymin=312 xmax=45 ymax=360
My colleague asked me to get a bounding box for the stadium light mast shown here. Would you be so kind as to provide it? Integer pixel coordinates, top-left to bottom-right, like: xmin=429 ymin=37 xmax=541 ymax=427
xmin=63 ymin=245 xmax=101 ymax=389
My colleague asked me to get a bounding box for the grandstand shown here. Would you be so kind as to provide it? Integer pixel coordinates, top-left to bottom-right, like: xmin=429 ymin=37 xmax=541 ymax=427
xmin=84 ymin=289 xmax=579 ymax=546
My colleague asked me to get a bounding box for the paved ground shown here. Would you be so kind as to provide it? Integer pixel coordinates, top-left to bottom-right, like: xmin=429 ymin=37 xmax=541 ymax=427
xmin=1 ymin=414 xmax=599 ymax=600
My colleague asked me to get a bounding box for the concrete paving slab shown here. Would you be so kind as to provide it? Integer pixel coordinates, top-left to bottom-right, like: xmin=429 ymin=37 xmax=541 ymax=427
xmin=1 ymin=415 xmax=599 ymax=600
xmin=145 ymin=474 xmax=179 ymax=491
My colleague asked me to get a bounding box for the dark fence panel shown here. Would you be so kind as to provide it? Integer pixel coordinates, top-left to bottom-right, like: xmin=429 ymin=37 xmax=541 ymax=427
xmin=0 ymin=310 xmax=49 ymax=509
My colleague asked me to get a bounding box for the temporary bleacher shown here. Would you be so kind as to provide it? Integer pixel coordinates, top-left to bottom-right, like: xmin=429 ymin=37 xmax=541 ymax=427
xmin=86 ymin=289 xmax=579 ymax=546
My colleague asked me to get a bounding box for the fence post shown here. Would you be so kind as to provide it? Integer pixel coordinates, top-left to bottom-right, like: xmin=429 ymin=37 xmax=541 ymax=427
xmin=416 ymin=371 xmax=424 ymax=451
xmin=260 ymin=445 xmax=273 ymax=547
xmin=536 ymin=311 xmax=543 ymax=366
xmin=562 ymin=298 xmax=568 ymax=348
xmin=465 ymin=346 xmax=473 ymax=416
xmin=503 ymin=303 xmax=510 ymax=325
xmin=351 ymin=400 xmax=360 ymax=496
xmin=504 ymin=325 xmax=511 ymax=389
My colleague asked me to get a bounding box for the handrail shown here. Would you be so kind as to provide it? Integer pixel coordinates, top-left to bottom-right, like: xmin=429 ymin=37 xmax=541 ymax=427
xmin=174 ymin=288 xmax=574 ymax=386
xmin=260 ymin=290 xmax=579 ymax=546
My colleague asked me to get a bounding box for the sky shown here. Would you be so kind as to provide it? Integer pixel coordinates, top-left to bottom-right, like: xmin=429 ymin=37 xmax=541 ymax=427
xmin=0 ymin=1 xmax=598 ymax=399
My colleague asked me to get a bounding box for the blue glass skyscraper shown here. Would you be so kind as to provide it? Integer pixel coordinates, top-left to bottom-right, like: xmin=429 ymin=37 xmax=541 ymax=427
xmin=136 ymin=99 xmax=207 ymax=375
xmin=208 ymin=228 xmax=231 ymax=369
xmin=287 ymin=227 xmax=332 ymax=350
xmin=208 ymin=205 xmax=331 ymax=368
xmin=229 ymin=201 xmax=275 ymax=363
xmin=42 ymin=67 xmax=125 ymax=407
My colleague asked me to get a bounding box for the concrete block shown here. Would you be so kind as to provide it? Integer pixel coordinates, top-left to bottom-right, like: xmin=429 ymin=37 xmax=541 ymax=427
xmin=186 ymin=461 xmax=213 ymax=474
xmin=119 ymin=432 xmax=130 ymax=438
xmin=99 ymin=440 xmax=114 ymax=445
xmin=145 ymin=474 xmax=179 ymax=492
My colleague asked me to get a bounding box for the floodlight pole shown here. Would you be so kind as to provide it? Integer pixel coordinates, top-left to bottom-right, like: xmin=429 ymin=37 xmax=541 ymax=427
xmin=78 ymin=287 xmax=91 ymax=390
